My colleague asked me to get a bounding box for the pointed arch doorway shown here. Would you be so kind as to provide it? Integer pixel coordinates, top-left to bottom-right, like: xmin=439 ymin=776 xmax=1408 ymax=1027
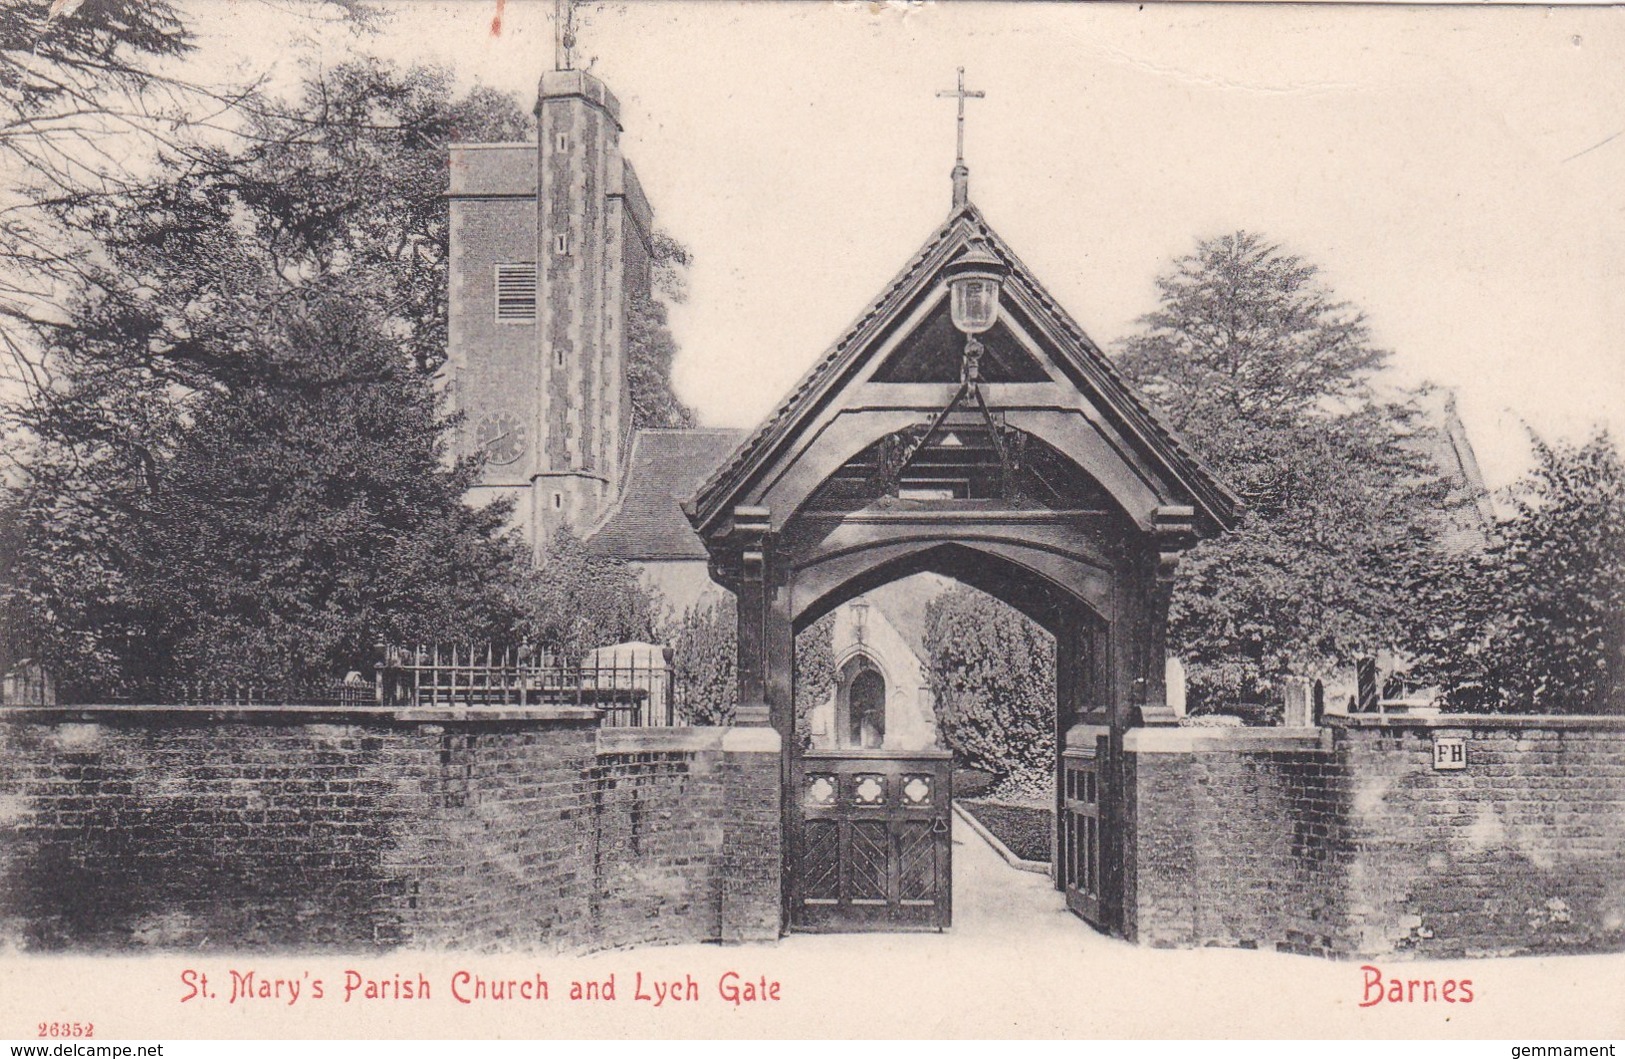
xmin=790 ymin=540 xmax=1109 ymax=932
xmin=836 ymin=654 xmax=887 ymax=750
xmin=685 ymin=201 xmax=1237 ymax=937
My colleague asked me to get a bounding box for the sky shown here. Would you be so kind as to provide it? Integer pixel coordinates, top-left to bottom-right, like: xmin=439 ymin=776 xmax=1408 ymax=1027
xmin=192 ymin=0 xmax=1625 ymax=492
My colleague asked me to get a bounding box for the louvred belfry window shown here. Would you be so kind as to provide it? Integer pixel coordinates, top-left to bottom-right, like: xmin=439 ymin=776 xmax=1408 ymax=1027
xmin=495 ymin=263 xmax=537 ymax=322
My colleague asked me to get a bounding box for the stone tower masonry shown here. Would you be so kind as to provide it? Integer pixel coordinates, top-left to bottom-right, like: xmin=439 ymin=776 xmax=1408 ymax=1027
xmin=446 ymin=68 xmax=654 ymax=559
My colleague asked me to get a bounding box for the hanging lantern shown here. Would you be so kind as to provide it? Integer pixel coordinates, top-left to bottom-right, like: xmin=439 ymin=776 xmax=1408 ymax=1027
xmin=945 ymin=240 xmax=1007 ymax=336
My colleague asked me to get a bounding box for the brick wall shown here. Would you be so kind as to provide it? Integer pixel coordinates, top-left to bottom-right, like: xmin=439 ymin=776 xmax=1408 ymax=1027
xmin=1333 ymin=717 xmax=1625 ymax=959
xmin=388 ymin=714 xmax=599 ymax=951
xmin=1123 ymin=717 xmax=1625 ymax=959
xmin=0 ymin=707 xmax=781 ymax=953
xmin=19 ymin=702 xmax=1613 ymax=959
xmin=445 ymin=148 xmax=540 ymax=473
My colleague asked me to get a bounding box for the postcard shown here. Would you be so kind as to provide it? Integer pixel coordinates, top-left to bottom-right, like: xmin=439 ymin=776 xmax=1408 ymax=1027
xmin=1 ymin=0 xmax=1622 ymax=1045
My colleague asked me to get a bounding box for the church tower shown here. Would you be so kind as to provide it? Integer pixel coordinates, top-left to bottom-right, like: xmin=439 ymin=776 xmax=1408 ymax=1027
xmin=446 ymin=60 xmax=653 ymax=559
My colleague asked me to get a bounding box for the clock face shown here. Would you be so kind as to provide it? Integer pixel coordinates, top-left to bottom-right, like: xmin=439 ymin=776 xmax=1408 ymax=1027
xmin=474 ymin=413 xmax=526 ymax=465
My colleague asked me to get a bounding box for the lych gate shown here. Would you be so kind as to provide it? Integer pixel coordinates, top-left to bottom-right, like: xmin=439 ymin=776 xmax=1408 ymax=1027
xmin=687 ymin=196 xmax=1237 ymax=937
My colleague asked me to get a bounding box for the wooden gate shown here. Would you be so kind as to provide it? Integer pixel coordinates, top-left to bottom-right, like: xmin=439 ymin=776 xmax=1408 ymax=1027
xmin=1060 ymin=734 xmax=1105 ymax=925
xmin=789 ymin=748 xmax=953 ymax=932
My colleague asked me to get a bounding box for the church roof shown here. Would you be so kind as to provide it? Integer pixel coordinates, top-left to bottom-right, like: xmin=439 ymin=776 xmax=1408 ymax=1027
xmin=1396 ymin=386 xmax=1498 ymax=555
xmin=685 ymin=201 xmax=1240 ymax=536
xmin=862 ymin=574 xmax=954 ymax=663
xmin=587 ymin=428 xmax=747 ymax=561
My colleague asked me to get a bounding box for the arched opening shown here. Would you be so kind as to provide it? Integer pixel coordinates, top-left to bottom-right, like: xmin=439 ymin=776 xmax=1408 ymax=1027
xmin=786 ymin=540 xmax=1110 ymax=935
xmin=844 ymin=664 xmax=886 ymax=748
xmin=761 ymin=404 xmax=1138 ymax=934
xmin=701 ymin=393 xmax=1221 ymax=940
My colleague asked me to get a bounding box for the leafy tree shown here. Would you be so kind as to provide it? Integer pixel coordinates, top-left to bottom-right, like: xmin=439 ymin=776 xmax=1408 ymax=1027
xmin=627 ymin=231 xmax=696 ymax=429
xmin=792 ymin=612 xmax=835 ymax=748
xmin=149 ymin=294 xmax=518 ymax=687
xmin=1413 ymin=429 xmax=1625 ymax=714
xmin=41 ymin=58 xmax=529 ymax=407
xmin=1115 ymin=231 xmax=1448 ymax=709
xmin=0 ymin=61 xmax=535 ymax=697
xmin=923 ymin=586 xmax=1055 ymax=788
xmin=0 ymin=0 xmax=192 ymax=382
xmin=6 ymin=59 xmax=532 ymax=576
xmin=509 ymin=530 xmax=661 ymax=666
xmin=0 ymin=449 xmax=148 ymax=697
xmin=0 ymin=0 xmax=370 ymax=438
xmin=659 ymin=595 xmax=736 ymax=725
xmin=0 ymin=291 xmax=519 ymax=698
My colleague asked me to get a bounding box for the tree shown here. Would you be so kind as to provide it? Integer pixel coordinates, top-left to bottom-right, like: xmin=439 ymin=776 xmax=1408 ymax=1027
xmin=792 ymin=612 xmax=835 ymax=749
xmin=1412 ymin=429 xmax=1625 ymax=714
xmin=0 ymin=448 xmax=150 ymax=697
xmin=4 ymin=57 xmax=533 ymax=572
xmin=663 ymin=595 xmax=737 ymax=725
xmin=0 ymin=0 xmax=371 ymax=439
xmin=0 ymin=291 xmax=521 ymax=698
xmin=1115 ymin=232 xmax=1449 ymax=709
xmin=39 ymin=58 xmax=529 ymax=401
xmin=923 ymin=586 xmax=1055 ymax=790
xmin=148 ymin=294 xmax=519 ymax=687
xmin=627 ymin=231 xmax=696 ymax=429
xmin=509 ymin=530 xmax=661 ymax=666
xmin=1 ymin=0 xmax=192 ymax=382
xmin=0 ymin=61 xmax=536 ymax=698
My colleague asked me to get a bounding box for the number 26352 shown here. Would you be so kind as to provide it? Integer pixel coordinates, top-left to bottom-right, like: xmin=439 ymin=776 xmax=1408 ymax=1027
xmin=38 ymin=1022 xmax=94 ymax=1038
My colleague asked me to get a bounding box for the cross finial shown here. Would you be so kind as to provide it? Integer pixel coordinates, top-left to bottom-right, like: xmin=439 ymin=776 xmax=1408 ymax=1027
xmin=936 ymin=67 xmax=984 ymax=164
xmin=936 ymin=67 xmax=984 ymax=208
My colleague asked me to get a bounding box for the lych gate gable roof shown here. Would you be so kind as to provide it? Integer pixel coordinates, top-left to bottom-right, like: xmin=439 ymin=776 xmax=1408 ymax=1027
xmin=686 ymin=202 xmax=1240 ymax=537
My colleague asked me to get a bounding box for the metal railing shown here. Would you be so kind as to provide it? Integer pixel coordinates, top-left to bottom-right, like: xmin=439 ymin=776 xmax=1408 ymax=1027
xmin=61 ymin=644 xmax=692 ymax=727
xmin=159 ymin=677 xmax=375 ymax=708
xmin=375 ymin=644 xmax=676 ymax=727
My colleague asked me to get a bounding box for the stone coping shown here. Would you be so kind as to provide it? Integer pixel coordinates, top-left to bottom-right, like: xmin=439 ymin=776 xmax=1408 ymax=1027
xmin=1328 ymin=713 xmax=1625 ymax=731
xmin=1123 ymin=726 xmax=1329 ymax=754
xmin=1064 ymin=723 xmax=1111 ymax=750
xmin=596 ymin=725 xmax=781 ymax=755
xmin=539 ymin=69 xmax=622 ymax=123
xmin=800 ymin=746 xmax=952 ymax=761
xmin=0 ymin=704 xmax=600 ymax=726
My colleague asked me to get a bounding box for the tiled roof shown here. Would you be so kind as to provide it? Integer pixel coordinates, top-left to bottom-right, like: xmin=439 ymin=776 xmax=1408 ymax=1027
xmin=686 ymin=201 xmax=1240 ymax=535
xmin=587 ymin=429 xmax=747 ymax=560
